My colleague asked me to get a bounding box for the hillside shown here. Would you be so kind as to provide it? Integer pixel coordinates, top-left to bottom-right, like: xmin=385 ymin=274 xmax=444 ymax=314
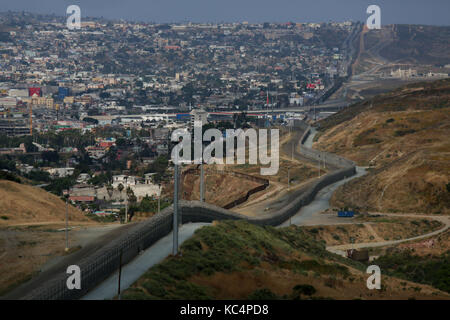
xmin=122 ymin=221 xmax=448 ymax=300
xmin=315 ymin=79 xmax=450 ymax=214
xmin=371 ymin=25 xmax=450 ymax=65
xmin=353 ymin=25 xmax=450 ymax=75
xmin=0 ymin=180 xmax=88 ymax=225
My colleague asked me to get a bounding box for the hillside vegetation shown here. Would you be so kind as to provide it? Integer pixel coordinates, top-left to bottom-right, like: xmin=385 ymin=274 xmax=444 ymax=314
xmin=316 ymin=79 xmax=450 ymax=214
xmin=122 ymin=221 xmax=447 ymax=300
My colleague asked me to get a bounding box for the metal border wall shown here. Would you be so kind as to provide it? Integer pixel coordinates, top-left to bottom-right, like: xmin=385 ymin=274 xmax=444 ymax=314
xmin=22 ymin=123 xmax=356 ymax=300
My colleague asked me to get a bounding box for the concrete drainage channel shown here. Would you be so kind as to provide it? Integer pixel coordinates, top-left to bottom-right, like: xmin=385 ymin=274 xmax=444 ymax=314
xmin=278 ymin=166 xmax=367 ymax=227
xmin=19 ymin=122 xmax=359 ymax=300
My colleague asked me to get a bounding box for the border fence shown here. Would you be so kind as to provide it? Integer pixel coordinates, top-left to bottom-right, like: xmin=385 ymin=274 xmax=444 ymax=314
xmin=21 ymin=122 xmax=356 ymax=300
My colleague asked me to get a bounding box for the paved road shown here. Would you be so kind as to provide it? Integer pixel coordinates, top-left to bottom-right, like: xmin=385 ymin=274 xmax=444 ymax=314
xmin=82 ymin=222 xmax=209 ymax=300
xmin=278 ymin=166 xmax=366 ymax=227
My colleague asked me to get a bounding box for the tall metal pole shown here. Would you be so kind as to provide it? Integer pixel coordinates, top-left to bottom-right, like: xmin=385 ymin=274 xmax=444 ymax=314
xmin=318 ymin=155 xmax=321 ymax=177
xmin=125 ymin=197 xmax=128 ymax=223
xmin=287 ymin=167 xmax=290 ymax=190
xmin=124 ymin=178 xmax=128 ymax=223
xmin=158 ymin=183 xmax=161 ymax=213
xmin=65 ymin=197 xmax=69 ymax=252
xmin=291 ymin=142 xmax=294 ymax=160
xmin=118 ymin=249 xmax=123 ymax=300
xmin=200 ymin=161 xmax=204 ymax=202
xmin=173 ymin=164 xmax=179 ymax=256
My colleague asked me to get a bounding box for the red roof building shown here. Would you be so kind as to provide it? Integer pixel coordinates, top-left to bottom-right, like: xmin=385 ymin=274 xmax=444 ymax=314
xmin=29 ymin=87 xmax=41 ymax=97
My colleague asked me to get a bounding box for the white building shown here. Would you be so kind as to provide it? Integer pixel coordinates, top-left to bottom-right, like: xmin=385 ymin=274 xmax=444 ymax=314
xmin=46 ymin=167 xmax=74 ymax=178
xmin=112 ymin=175 xmax=137 ymax=188
xmin=289 ymin=93 xmax=304 ymax=106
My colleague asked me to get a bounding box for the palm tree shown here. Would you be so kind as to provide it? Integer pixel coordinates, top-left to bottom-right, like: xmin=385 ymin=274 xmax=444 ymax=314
xmin=117 ymin=183 xmax=124 ymax=202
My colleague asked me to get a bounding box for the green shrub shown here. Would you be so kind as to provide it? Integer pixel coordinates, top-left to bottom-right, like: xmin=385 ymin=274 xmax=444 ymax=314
xmin=293 ymin=284 xmax=316 ymax=296
xmin=248 ymin=288 xmax=279 ymax=300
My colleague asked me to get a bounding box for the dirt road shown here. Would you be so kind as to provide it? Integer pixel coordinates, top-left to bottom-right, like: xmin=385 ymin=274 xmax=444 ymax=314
xmin=1 ymin=222 xmax=132 ymax=300
xmin=326 ymin=214 xmax=450 ymax=256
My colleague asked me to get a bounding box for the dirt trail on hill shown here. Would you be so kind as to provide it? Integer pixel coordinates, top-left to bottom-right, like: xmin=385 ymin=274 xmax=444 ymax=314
xmin=327 ymin=214 xmax=450 ymax=255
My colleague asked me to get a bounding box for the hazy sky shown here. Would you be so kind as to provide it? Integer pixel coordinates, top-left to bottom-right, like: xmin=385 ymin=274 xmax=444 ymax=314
xmin=2 ymin=0 xmax=449 ymax=25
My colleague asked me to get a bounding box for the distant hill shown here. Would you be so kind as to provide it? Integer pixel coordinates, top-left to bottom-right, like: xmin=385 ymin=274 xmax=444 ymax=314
xmin=0 ymin=180 xmax=88 ymax=225
xmin=353 ymin=25 xmax=450 ymax=75
xmin=374 ymin=25 xmax=450 ymax=65
xmin=316 ymin=78 xmax=450 ymax=214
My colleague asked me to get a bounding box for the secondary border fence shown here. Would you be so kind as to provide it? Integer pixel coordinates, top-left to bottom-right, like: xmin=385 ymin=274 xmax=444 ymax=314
xmin=22 ymin=122 xmax=356 ymax=300
xmin=179 ymin=166 xmax=270 ymax=209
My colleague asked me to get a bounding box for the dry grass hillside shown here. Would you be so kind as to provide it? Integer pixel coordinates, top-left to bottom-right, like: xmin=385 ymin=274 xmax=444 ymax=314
xmin=0 ymin=180 xmax=88 ymax=225
xmin=122 ymin=221 xmax=448 ymax=300
xmin=316 ymin=79 xmax=450 ymax=214
xmin=161 ymin=166 xmax=265 ymax=208
xmin=353 ymin=25 xmax=450 ymax=75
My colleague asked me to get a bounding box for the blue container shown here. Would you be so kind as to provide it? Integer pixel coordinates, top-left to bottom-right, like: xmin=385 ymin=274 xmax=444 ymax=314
xmin=338 ymin=211 xmax=354 ymax=217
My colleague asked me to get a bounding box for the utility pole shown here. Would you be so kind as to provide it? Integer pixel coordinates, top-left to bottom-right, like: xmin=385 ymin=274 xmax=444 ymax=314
xmin=117 ymin=249 xmax=123 ymax=300
xmin=125 ymin=196 xmax=128 ymax=224
xmin=63 ymin=190 xmax=69 ymax=252
xmin=291 ymin=141 xmax=294 ymax=160
xmin=158 ymin=183 xmax=161 ymax=213
xmin=29 ymin=104 xmax=33 ymax=136
xmin=318 ymin=155 xmax=321 ymax=178
xmin=173 ymin=164 xmax=179 ymax=256
xmin=65 ymin=196 xmax=69 ymax=251
xmin=124 ymin=177 xmax=128 ymax=223
xmin=287 ymin=167 xmax=290 ymax=190
xmin=200 ymin=161 xmax=204 ymax=202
